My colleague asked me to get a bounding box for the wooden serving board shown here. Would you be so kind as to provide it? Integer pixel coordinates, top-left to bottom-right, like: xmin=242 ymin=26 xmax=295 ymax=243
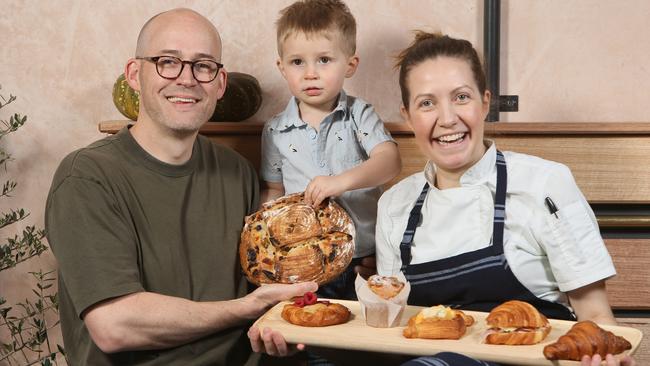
xmin=254 ymin=300 xmax=643 ymax=366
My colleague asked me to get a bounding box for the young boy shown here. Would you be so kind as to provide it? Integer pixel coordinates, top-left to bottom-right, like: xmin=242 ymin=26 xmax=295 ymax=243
xmin=261 ymin=0 xmax=401 ymax=301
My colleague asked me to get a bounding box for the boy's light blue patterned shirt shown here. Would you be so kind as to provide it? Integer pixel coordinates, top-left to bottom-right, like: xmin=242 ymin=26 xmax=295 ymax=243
xmin=261 ymin=90 xmax=395 ymax=257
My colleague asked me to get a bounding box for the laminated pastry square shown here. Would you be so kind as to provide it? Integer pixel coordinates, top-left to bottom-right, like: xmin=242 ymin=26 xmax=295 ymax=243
xmin=355 ymin=272 xmax=410 ymax=328
xmin=403 ymin=305 xmax=475 ymax=340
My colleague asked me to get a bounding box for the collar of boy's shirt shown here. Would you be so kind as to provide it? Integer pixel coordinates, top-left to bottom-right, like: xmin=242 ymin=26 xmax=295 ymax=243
xmin=278 ymin=90 xmax=350 ymax=132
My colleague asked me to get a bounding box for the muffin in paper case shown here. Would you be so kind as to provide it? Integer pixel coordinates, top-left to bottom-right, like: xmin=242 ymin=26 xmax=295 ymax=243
xmin=354 ymin=272 xmax=410 ymax=328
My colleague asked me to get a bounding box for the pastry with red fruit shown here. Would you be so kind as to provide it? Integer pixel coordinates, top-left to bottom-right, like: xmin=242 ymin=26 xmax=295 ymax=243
xmin=281 ymin=292 xmax=351 ymax=327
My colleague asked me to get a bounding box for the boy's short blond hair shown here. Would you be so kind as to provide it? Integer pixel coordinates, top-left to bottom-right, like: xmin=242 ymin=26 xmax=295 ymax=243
xmin=276 ymin=0 xmax=356 ymax=57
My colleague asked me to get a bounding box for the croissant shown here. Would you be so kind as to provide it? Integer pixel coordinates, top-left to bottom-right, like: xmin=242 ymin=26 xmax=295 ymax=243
xmin=543 ymin=320 xmax=632 ymax=361
xmin=485 ymin=300 xmax=551 ymax=345
xmin=281 ymin=302 xmax=351 ymax=327
xmin=403 ymin=305 xmax=474 ymax=339
xmin=486 ymin=300 xmax=548 ymax=328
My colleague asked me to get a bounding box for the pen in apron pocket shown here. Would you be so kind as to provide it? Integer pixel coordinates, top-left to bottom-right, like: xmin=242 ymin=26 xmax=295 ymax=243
xmin=545 ymin=197 xmax=559 ymax=218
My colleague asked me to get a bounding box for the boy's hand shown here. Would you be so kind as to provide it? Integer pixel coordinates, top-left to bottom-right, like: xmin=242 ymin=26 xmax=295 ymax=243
xmin=354 ymin=256 xmax=377 ymax=279
xmin=304 ymin=175 xmax=348 ymax=206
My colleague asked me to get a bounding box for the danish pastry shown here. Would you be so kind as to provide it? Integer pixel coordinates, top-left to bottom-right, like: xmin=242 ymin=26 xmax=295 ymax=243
xmin=403 ymin=305 xmax=475 ymax=339
xmin=281 ymin=292 xmax=351 ymax=327
xmin=485 ymin=300 xmax=551 ymax=345
xmin=543 ymin=320 xmax=632 ymax=361
xmin=239 ymin=192 xmax=355 ymax=285
xmin=367 ymin=275 xmax=405 ymax=299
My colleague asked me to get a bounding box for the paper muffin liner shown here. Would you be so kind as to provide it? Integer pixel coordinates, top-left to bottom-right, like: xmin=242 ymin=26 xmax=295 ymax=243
xmin=355 ymin=272 xmax=410 ymax=328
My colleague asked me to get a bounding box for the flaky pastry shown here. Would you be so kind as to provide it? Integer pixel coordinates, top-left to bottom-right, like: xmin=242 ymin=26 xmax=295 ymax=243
xmin=403 ymin=305 xmax=475 ymax=339
xmin=485 ymin=300 xmax=551 ymax=345
xmin=543 ymin=320 xmax=632 ymax=361
xmin=281 ymin=302 xmax=351 ymax=327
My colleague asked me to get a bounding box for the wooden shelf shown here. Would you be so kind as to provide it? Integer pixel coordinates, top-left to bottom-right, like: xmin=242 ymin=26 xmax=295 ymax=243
xmin=598 ymin=216 xmax=650 ymax=228
xmin=98 ymin=120 xmax=650 ymax=206
xmin=99 ymin=120 xmax=650 ymax=136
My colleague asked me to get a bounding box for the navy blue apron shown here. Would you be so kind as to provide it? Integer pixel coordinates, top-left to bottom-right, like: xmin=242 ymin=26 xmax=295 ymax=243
xmin=400 ymin=151 xmax=575 ymax=320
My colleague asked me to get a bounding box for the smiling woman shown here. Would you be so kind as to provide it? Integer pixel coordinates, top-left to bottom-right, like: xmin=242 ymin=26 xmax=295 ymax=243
xmin=378 ymin=32 xmax=636 ymax=366
xmin=400 ymin=56 xmax=488 ymax=188
xmin=396 ymin=32 xmax=489 ymax=189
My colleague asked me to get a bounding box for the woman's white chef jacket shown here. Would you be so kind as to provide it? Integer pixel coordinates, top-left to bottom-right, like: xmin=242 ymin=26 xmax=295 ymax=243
xmin=376 ymin=141 xmax=616 ymax=307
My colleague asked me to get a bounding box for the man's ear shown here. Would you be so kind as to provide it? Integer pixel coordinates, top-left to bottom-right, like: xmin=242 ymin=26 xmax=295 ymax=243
xmin=400 ymin=103 xmax=414 ymax=131
xmin=215 ymin=68 xmax=228 ymax=100
xmin=345 ymin=55 xmax=360 ymax=78
xmin=124 ymin=59 xmax=141 ymax=92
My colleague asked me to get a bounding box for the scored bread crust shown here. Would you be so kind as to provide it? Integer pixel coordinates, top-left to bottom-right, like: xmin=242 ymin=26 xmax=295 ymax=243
xmin=485 ymin=300 xmax=551 ymax=345
xmin=239 ymin=192 xmax=355 ymax=285
xmin=281 ymin=302 xmax=351 ymax=327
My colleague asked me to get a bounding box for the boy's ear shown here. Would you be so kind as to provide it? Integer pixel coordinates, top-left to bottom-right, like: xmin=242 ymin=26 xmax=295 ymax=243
xmin=400 ymin=104 xmax=414 ymax=131
xmin=344 ymin=55 xmax=360 ymax=78
xmin=125 ymin=59 xmax=141 ymax=91
xmin=276 ymin=59 xmax=288 ymax=79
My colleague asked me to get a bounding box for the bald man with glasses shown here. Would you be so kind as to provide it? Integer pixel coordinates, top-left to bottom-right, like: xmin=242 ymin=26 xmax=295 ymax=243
xmin=45 ymin=8 xmax=315 ymax=366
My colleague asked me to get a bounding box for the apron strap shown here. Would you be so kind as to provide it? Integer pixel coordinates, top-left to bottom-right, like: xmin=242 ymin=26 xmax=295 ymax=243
xmin=400 ymin=150 xmax=508 ymax=272
xmin=492 ymin=151 xmax=508 ymax=250
xmin=399 ymin=182 xmax=430 ymax=272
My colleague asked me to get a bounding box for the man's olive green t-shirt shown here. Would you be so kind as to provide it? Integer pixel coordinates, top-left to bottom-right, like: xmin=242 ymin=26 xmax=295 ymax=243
xmin=45 ymin=127 xmax=259 ymax=365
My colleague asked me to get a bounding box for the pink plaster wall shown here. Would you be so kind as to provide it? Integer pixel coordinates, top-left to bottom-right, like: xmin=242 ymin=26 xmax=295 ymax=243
xmin=1 ymin=0 xmax=649 ymax=361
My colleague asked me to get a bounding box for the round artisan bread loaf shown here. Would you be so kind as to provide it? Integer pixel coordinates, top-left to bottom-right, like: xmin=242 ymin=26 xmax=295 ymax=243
xmin=239 ymin=192 xmax=355 ymax=285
